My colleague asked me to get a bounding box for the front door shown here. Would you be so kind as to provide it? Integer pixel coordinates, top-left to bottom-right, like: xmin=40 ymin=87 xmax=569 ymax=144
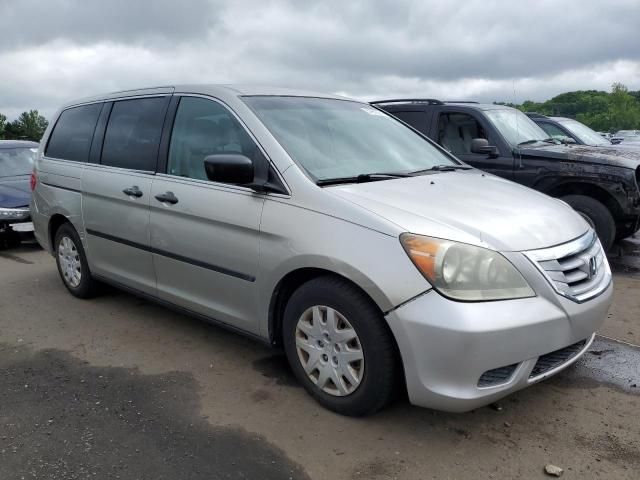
xmin=150 ymin=96 xmax=266 ymax=334
xmin=82 ymin=96 xmax=170 ymax=295
xmin=434 ymin=111 xmax=515 ymax=179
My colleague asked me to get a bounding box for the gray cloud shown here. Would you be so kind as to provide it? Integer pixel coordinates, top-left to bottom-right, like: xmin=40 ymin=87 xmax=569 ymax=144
xmin=1 ymin=0 xmax=639 ymax=120
xmin=0 ymin=0 xmax=220 ymax=51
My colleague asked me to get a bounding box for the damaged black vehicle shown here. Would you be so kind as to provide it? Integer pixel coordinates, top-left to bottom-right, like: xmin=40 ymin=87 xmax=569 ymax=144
xmin=0 ymin=140 xmax=38 ymax=248
xmin=373 ymin=99 xmax=640 ymax=250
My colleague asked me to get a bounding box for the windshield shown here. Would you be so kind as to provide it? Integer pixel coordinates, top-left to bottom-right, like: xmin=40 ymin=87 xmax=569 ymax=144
xmin=559 ymin=119 xmax=609 ymax=146
xmin=0 ymin=147 xmax=37 ymax=177
xmin=484 ymin=109 xmax=549 ymax=147
xmin=242 ymin=96 xmax=458 ymax=182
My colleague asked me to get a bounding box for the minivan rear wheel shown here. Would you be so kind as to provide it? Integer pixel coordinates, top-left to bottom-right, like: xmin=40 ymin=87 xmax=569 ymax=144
xmin=561 ymin=195 xmax=616 ymax=251
xmin=54 ymin=223 xmax=99 ymax=298
xmin=282 ymin=276 xmax=398 ymax=416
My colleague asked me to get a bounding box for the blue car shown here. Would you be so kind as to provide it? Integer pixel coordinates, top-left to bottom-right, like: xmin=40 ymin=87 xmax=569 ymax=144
xmin=0 ymin=140 xmax=38 ymax=247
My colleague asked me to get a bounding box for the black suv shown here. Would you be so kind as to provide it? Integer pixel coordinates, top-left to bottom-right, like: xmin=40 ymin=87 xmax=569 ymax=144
xmin=373 ymin=99 xmax=640 ymax=250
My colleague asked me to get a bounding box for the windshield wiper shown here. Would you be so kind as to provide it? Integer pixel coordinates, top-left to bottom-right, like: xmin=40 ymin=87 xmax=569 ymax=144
xmin=410 ymin=164 xmax=472 ymax=174
xmin=317 ymin=172 xmax=411 ymax=186
xmin=517 ymin=138 xmax=558 ymax=146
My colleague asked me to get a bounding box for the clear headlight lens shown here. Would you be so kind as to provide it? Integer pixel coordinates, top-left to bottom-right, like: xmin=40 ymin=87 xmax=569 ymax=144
xmin=400 ymin=233 xmax=535 ymax=301
xmin=0 ymin=207 xmax=30 ymax=221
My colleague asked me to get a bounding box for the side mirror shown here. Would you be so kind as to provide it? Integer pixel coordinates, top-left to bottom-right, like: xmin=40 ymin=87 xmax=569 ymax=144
xmin=561 ymin=137 xmax=577 ymax=145
xmin=470 ymin=138 xmax=499 ymax=158
xmin=204 ymin=154 xmax=254 ymax=185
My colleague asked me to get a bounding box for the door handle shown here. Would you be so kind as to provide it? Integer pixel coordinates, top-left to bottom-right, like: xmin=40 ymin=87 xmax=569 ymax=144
xmin=154 ymin=191 xmax=179 ymax=205
xmin=122 ymin=185 xmax=143 ymax=198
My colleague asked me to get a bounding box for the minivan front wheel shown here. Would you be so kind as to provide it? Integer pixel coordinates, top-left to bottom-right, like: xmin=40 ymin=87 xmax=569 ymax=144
xmin=54 ymin=223 xmax=98 ymax=298
xmin=283 ymin=276 xmax=398 ymax=416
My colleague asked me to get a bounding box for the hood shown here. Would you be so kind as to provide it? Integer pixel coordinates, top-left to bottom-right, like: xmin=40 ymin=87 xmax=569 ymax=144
xmin=519 ymin=143 xmax=640 ymax=170
xmin=329 ymin=170 xmax=588 ymax=252
xmin=0 ymin=176 xmax=31 ymax=208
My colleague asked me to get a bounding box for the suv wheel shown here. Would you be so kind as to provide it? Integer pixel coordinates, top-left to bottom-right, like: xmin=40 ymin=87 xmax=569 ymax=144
xmin=54 ymin=223 xmax=99 ymax=298
xmin=282 ymin=276 xmax=398 ymax=416
xmin=561 ymin=195 xmax=616 ymax=251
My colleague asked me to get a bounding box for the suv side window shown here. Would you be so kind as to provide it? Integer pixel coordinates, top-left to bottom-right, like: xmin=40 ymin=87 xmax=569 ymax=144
xmin=101 ymin=97 xmax=167 ymax=171
xmin=45 ymin=103 xmax=102 ymax=162
xmin=167 ymin=97 xmax=263 ymax=181
xmin=437 ymin=112 xmax=488 ymax=154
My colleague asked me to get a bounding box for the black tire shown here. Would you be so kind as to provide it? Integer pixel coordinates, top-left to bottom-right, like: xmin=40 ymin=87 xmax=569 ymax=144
xmin=54 ymin=222 xmax=99 ymax=298
xmin=282 ymin=275 xmax=398 ymax=416
xmin=561 ymin=195 xmax=616 ymax=251
xmin=615 ymin=223 xmax=640 ymax=241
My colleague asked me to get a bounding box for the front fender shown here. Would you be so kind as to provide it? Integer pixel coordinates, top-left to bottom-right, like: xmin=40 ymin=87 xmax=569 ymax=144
xmin=255 ymin=199 xmax=431 ymax=339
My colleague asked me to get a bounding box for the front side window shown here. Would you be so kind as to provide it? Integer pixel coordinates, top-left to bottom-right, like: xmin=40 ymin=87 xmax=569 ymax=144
xmin=0 ymin=147 xmax=38 ymax=177
xmin=484 ymin=109 xmax=549 ymax=147
xmin=45 ymin=103 xmax=102 ymax=162
xmin=101 ymin=97 xmax=167 ymax=171
xmin=437 ymin=112 xmax=488 ymax=154
xmin=167 ymin=97 xmax=261 ymax=181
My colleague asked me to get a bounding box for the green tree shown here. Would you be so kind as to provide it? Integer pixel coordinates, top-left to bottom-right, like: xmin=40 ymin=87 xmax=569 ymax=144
xmin=496 ymin=83 xmax=640 ymax=131
xmin=0 ymin=113 xmax=6 ymax=139
xmin=608 ymin=82 xmax=640 ymax=131
xmin=5 ymin=110 xmax=49 ymax=141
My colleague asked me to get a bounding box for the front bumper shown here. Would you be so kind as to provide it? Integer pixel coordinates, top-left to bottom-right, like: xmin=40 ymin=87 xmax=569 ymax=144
xmin=386 ymin=279 xmax=613 ymax=412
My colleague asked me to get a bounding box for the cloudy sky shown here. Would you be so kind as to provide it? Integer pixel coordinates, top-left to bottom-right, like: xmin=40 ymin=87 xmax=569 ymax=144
xmin=1 ymin=0 xmax=639 ymax=120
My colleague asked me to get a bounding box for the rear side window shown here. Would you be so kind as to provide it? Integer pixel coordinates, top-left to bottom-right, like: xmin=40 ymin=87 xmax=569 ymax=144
xmin=101 ymin=97 xmax=168 ymax=171
xmin=45 ymin=104 xmax=102 ymax=162
xmin=392 ymin=111 xmax=429 ymax=134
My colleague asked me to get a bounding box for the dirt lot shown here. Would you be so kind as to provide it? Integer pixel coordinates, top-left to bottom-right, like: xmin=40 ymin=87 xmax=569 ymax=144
xmin=1 ymin=239 xmax=639 ymax=479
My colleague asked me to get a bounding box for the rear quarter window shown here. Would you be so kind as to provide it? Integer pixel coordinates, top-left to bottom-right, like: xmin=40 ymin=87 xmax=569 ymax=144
xmin=101 ymin=97 xmax=168 ymax=171
xmin=45 ymin=103 xmax=103 ymax=162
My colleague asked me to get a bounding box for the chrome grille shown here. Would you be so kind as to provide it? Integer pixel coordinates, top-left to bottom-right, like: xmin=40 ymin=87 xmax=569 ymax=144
xmin=524 ymin=231 xmax=611 ymax=303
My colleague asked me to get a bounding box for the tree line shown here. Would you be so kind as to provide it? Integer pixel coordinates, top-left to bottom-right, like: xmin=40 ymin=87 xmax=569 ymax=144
xmin=496 ymin=83 xmax=640 ymax=133
xmin=0 ymin=110 xmax=48 ymax=142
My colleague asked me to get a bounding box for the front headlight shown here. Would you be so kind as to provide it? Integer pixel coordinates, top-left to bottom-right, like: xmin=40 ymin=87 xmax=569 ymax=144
xmin=0 ymin=207 xmax=30 ymax=221
xmin=400 ymin=233 xmax=535 ymax=301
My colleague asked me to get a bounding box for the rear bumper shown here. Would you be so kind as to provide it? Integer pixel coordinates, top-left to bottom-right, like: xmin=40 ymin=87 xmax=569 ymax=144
xmin=386 ymin=281 xmax=613 ymax=412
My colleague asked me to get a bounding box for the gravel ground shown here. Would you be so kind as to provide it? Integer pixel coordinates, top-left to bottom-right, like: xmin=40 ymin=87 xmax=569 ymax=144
xmin=0 ymin=241 xmax=638 ymax=479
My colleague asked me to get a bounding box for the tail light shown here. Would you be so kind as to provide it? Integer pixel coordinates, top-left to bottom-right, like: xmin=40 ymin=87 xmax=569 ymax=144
xmin=30 ymin=171 xmax=37 ymax=191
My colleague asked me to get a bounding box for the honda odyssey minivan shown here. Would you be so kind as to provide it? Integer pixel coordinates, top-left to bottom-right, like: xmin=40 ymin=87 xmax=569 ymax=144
xmin=31 ymin=85 xmax=613 ymax=416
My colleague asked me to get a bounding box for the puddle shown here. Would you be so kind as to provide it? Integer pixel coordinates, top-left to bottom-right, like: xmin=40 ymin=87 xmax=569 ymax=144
xmin=0 ymin=345 xmax=309 ymax=480
xmin=554 ymin=337 xmax=640 ymax=394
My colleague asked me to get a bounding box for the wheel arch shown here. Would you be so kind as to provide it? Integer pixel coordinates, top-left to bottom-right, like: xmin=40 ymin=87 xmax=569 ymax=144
xmin=543 ymin=181 xmax=625 ymax=222
xmin=267 ymin=266 xmax=407 ymax=394
xmin=48 ymin=214 xmax=71 ymax=254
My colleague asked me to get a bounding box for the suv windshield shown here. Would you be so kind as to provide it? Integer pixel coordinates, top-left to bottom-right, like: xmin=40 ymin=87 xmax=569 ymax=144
xmin=484 ymin=109 xmax=549 ymax=147
xmin=242 ymin=96 xmax=459 ymax=182
xmin=0 ymin=147 xmax=37 ymax=177
xmin=559 ymin=119 xmax=609 ymax=146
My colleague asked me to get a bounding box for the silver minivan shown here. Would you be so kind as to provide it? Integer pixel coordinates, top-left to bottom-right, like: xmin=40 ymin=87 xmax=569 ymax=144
xmin=31 ymin=86 xmax=613 ymax=416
